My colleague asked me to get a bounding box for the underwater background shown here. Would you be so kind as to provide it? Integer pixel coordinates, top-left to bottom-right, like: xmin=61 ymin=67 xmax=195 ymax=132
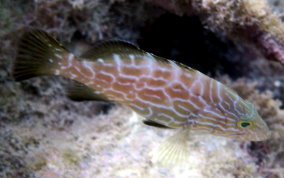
xmin=1 ymin=0 xmax=284 ymax=177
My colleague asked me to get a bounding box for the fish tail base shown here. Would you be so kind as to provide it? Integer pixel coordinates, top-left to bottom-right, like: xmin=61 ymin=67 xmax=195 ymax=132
xmin=13 ymin=29 xmax=68 ymax=81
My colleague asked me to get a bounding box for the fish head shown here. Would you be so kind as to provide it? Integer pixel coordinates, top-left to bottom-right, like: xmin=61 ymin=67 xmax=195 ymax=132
xmin=233 ymin=101 xmax=270 ymax=141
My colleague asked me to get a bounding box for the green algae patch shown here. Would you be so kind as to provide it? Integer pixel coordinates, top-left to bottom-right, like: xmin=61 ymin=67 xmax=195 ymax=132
xmin=29 ymin=157 xmax=47 ymax=171
xmin=62 ymin=149 xmax=81 ymax=165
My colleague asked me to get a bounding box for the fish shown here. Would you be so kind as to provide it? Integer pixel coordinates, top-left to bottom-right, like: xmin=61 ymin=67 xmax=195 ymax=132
xmin=13 ymin=29 xmax=271 ymax=165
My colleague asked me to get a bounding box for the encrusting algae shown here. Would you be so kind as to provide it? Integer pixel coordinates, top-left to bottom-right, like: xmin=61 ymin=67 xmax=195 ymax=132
xmin=13 ymin=29 xmax=271 ymax=165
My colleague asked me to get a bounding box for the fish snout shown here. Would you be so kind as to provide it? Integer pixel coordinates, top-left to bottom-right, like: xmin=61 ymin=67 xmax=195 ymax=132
xmin=250 ymin=120 xmax=271 ymax=141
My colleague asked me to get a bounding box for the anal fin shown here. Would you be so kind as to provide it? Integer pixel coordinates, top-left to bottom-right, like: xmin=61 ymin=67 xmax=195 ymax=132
xmin=66 ymin=81 xmax=109 ymax=102
xmin=151 ymin=129 xmax=190 ymax=166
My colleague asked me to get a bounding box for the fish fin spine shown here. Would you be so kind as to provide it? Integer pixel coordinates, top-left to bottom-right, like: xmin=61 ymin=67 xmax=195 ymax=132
xmin=13 ymin=29 xmax=69 ymax=81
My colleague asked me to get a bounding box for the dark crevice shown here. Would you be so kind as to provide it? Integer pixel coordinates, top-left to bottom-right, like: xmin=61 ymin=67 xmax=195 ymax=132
xmin=138 ymin=14 xmax=249 ymax=79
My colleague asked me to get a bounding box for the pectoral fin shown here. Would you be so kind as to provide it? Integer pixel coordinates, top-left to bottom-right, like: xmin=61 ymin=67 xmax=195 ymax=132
xmin=151 ymin=129 xmax=190 ymax=166
xmin=143 ymin=120 xmax=172 ymax=129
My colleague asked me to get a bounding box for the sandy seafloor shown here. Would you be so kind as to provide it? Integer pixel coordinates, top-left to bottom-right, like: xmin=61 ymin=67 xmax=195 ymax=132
xmin=1 ymin=0 xmax=284 ymax=177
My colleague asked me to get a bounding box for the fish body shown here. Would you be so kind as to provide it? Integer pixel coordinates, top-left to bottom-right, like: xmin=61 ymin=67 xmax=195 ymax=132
xmin=14 ymin=30 xmax=270 ymax=164
xmin=57 ymin=51 xmax=268 ymax=140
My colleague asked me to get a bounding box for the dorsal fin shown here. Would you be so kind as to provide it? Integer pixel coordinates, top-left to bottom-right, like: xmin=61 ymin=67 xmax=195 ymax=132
xmin=143 ymin=119 xmax=172 ymax=129
xmin=79 ymin=40 xmax=196 ymax=74
xmin=80 ymin=40 xmax=146 ymax=60
xmin=66 ymin=81 xmax=110 ymax=102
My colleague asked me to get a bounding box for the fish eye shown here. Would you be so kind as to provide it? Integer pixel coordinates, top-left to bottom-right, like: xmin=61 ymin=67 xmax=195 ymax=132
xmin=237 ymin=121 xmax=253 ymax=128
xmin=241 ymin=122 xmax=250 ymax=127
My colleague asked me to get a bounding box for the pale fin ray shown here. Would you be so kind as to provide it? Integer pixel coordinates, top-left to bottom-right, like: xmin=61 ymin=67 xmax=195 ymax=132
xmin=151 ymin=129 xmax=190 ymax=166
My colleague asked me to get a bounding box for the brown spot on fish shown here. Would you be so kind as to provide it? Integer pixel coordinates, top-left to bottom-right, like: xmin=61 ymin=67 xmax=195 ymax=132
xmin=165 ymin=85 xmax=189 ymax=99
xmin=138 ymin=88 xmax=167 ymax=104
xmin=112 ymin=82 xmax=133 ymax=92
xmin=122 ymin=66 xmax=143 ymax=76
xmin=145 ymin=78 xmax=167 ymax=88
xmin=153 ymin=69 xmax=172 ymax=79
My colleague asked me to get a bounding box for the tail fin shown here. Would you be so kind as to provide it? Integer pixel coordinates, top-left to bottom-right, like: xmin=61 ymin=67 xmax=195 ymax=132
xmin=13 ymin=29 xmax=69 ymax=81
